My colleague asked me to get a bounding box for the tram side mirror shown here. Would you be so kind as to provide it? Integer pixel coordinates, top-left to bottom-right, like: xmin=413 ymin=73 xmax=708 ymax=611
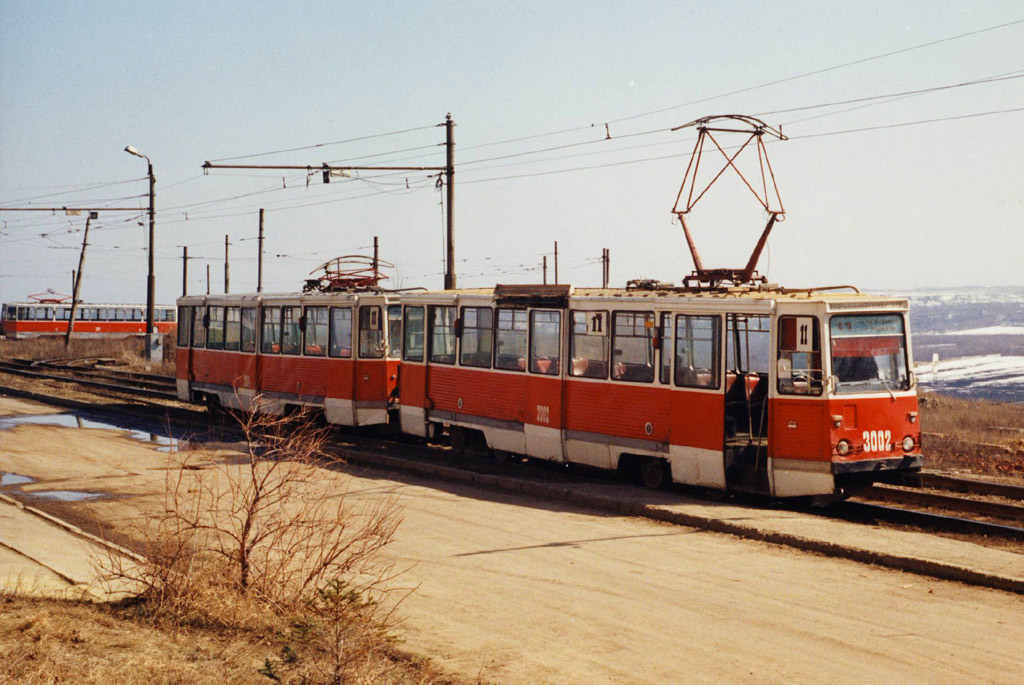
xmin=777 ymin=358 xmax=792 ymax=379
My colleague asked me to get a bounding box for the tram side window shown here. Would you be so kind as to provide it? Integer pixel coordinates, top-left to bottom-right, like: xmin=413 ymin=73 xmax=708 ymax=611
xmin=191 ymin=305 xmax=206 ymax=348
xmin=17 ymin=307 xmax=27 ymax=320
xmin=402 ymin=306 xmax=424 ymax=362
xmin=570 ymin=310 xmax=608 ymax=379
xmin=460 ymin=306 xmax=493 ymax=368
xmin=114 ymin=309 xmax=126 ymax=321
xmin=387 ymin=305 xmax=403 ymax=359
xmin=58 ymin=308 xmax=71 ymax=321
xmin=177 ymin=306 xmax=191 ymax=347
xmin=359 ymin=306 xmax=384 ymax=358
xmin=281 ymin=306 xmax=302 ymax=355
xmin=495 ymin=308 xmax=527 ymax=371
xmin=261 ymin=307 xmax=281 ymax=353
xmin=329 ymin=307 xmax=352 ymax=358
xmin=240 ymin=307 xmax=257 ymax=352
xmin=304 ymin=306 xmax=328 ymax=356
xmin=224 ymin=307 xmax=241 ymax=351
xmin=530 ymin=310 xmax=561 ymax=376
xmin=428 ymin=305 xmax=456 ymax=364
xmin=675 ymin=315 xmax=720 ymax=388
xmin=207 ymin=307 xmax=225 ymax=350
xmin=777 ymin=316 xmax=822 ymax=395
xmin=612 ymin=311 xmax=655 ymax=383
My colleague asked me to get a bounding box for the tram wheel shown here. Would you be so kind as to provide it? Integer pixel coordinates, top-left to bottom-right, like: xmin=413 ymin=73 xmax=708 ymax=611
xmin=639 ymin=457 xmax=668 ymax=490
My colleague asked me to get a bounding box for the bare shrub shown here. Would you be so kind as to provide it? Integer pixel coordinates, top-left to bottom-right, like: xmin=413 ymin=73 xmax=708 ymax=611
xmin=100 ymin=405 xmax=410 ymax=682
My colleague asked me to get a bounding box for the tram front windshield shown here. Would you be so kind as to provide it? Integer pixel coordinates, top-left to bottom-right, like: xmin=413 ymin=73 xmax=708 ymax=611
xmin=829 ymin=313 xmax=909 ymax=394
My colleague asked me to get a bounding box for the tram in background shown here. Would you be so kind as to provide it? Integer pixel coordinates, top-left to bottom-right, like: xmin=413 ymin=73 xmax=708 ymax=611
xmin=1 ymin=298 xmax=176 ymax=339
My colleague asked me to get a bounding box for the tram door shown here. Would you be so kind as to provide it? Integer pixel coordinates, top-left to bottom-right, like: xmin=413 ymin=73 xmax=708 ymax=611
xmin=724 ymin=314 xmax=771 ymax=493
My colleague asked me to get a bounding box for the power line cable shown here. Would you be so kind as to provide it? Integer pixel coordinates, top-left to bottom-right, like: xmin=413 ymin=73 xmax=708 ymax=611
xmin=206 ymin=124 xmax=440 ymax=163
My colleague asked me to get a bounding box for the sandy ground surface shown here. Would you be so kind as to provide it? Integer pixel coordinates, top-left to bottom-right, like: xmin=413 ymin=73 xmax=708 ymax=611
xmin=1 ymin=396 xmax=1023 ymax=684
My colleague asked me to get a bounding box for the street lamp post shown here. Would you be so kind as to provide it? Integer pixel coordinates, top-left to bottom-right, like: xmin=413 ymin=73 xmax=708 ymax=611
xmin=125 ymin=145 xmax=159 ymax=361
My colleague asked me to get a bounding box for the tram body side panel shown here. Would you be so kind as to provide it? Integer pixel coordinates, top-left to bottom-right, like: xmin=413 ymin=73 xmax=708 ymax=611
xmin=563 ymin=380 xmax=672 ymax=471
xmin=667 ymin=388 xmax=727 ymax=488
xmin=423 ymin=366 xmax=530 ymax=453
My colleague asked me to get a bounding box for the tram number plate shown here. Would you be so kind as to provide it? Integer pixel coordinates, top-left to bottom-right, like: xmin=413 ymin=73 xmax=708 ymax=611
xmin=536 ymin=405 xmax=550 ymax=424
xmin=862 ymin=430 xmax=891 ymax=453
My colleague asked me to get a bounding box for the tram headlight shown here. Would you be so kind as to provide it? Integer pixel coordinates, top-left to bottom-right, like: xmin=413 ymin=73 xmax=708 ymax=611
xmin=902 ymin=436 xmax=915 ymax=452
xmin=836 ymin=439 xmax=851 ymax=456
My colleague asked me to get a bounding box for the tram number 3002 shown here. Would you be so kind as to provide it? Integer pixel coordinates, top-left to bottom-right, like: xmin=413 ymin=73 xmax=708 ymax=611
xmin=862 ymin=430 xmax=892 ymax=453
xmin=536 ymin=405 xmax=550 ymax=424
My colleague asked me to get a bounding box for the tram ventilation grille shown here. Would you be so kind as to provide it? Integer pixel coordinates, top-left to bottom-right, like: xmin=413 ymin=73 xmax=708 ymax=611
xmin=826 ymin=301 xmax=907 ymax=312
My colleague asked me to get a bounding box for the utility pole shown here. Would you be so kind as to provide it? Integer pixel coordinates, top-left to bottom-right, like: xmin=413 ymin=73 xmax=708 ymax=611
xmin=257 ymin=209 xmax=265 ymax=293
xmin=554 ymin=241 xmax=559 ymax=285
xmin=206 ymin=264 xmax=210 ymax=295
xmin=200 ymin=115 xmax=453 ymax=289
xmin=182 ymin=246 xmax=188 ymax=296
xmin=71 ymin=270 xmax=76 ymax=296
xmin=123 ymin=145 xmax=157 ymax=361
xmin=602 ymin=248 xmax=610 ymax=288
xmin=64 ymin=215 xmax=92 ymax=349
xmin=543 ymin=256 xmax=548 ymax=284
xmin=373 ymin=235 xmax=379 ymax=279
xmin=224 ymin=234 xmax=230 ymax=293
xmin=444 ymin=113 xmax=456 ymax=290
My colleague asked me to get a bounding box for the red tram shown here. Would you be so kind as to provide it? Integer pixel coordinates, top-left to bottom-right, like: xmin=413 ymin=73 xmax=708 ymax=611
xmin=174 ymin=115 xmax=923 ymax=498
xmin=2 ymin=300 xmax=177 ymax=339
xmin=175 ymin=282 xmax=922 ymax=498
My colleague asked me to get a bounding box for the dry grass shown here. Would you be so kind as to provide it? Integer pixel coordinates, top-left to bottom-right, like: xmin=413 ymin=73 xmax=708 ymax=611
xmin=0 ymin=592 xmax=450 ymax=685
xmin=0 ymin=335 xmax=176 ymax=375
xmin=919 ymin=392 xmax=1024 ymax=479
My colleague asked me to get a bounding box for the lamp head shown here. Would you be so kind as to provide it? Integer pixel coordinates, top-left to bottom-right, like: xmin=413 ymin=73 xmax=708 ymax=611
xmin=124 ymin=145 xmax=142 ymax=158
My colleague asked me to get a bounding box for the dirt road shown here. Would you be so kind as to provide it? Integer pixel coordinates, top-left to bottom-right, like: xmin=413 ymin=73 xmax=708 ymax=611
xmin=1 ymin=398 xmax=1021 ymax=684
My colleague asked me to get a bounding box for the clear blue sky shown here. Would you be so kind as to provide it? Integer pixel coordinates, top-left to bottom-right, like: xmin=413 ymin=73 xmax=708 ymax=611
xmin=2 ymin=1 xmax=1022 ymax=305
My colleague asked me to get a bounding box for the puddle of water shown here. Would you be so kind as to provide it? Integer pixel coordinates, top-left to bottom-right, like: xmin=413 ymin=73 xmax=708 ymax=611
xmin=28 ymin=490 xmax=103 ymax=502
xmin=0 ymin=412 xmax=187 ymax=451
xmin=1 ymin=472 xmax=36 ymax=487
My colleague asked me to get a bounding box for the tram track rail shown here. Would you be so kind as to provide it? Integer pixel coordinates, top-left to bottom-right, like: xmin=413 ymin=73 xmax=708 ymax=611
xmin=0 ymin=358 xmax=178 ymax=401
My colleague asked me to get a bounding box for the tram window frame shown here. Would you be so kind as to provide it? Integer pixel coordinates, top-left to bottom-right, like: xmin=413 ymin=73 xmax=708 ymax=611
xmin=726 ymin=314 xmax=771 ymax=375
xmin=223 ymin=306 xmax=241 ymax=351
xmin=58 ymin=308 xmax=71 ymax=321
xmin=494 ymin=308 xmax=528 ymax=372
xmin=402 ymin=306 xmax=424 ymax=362
xmin=569 ymin=310 xmax=609 ymax=379
xmin=358 ymin=306 xmax=385 ymax=359
xmin=207 ymin=306 xmax=225 ymax=350
xmin=611 ymin=311 xmax=655 ymax=383
xmin=428 ymin=305 xmax=456 ymax=365
xmin=328 ymin=307 xmax=353 ymax=358
xmin=191 ymin=305 xmax=206 ymax=348
xmin=177 ymin=306 xmax=191 ymax=347
xmin=260 ymin=306 xmax=281 ymax=354
xmin=304 ymin=306 xmax=328 ymax=356
xmin=529 ymin=310 xmax=561 ymax=376
xmin=240 ymin=307 xmax=257 ymax=353
xmin=387 ymin=305 xmax=403 ymax=359
xmin=281 ymin=306 xmax=302 ymax=355
xmin=459 ymin=306 xmax=493 ymax=368
xmin=777 ymin=316 xmax=823 ymax=396
xmin=659 ymin=313 xmax=673 ymax=384
xmin=674 ymin=314 xmax=721 ymax=389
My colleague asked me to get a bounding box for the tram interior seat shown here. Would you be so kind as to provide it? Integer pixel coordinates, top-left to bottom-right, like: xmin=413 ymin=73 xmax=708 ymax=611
xmin=462 ymin=351 xmax=493 ymax=367
xmin=571 ymin=358 xmax=609 ymax=379
xmin=531 ymin=357 xmax=559 ymax=375
xmin=613 ymin=362 xmax=654 ymax=382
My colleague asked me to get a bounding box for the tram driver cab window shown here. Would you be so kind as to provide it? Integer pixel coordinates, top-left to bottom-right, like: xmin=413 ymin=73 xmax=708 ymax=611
xmin=777 ymin=316 xmax=823 ymax=395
